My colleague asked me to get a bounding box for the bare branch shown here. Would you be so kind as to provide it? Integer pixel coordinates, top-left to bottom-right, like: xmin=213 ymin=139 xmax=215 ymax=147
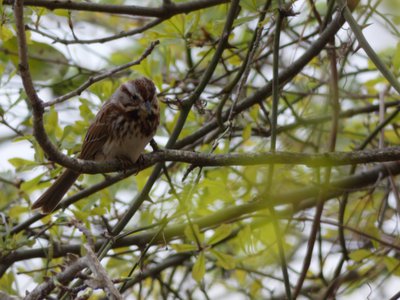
xmin=84 ymin=244 xmax=122 ymax=299
xmin=26 ymin=146 xmax=400 ymax=174
xmin=4 ymin=0 xmax=229 ymax=17
xmin=24 ymin=258 xmax=88 ymax=300
xmin=28 ymin=19 xmax=164 ymax=45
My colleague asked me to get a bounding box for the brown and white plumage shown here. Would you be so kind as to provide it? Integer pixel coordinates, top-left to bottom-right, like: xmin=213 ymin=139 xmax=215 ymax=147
xmin=32 ymin=77 xmax=160 ymax=214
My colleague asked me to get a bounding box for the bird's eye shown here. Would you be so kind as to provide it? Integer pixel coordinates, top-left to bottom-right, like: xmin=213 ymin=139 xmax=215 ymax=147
xmin=131 ymin=94 xmax=140 ymax=102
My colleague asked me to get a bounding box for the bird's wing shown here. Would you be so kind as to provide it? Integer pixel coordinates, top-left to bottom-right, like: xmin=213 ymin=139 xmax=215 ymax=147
xmin=79 ymin=102 xmax=117 ymax=160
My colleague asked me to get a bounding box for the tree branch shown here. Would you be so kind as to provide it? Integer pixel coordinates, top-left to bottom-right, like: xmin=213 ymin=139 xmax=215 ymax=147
xmin=25 ymin=147 xmax=400 ymax=174
xmin=28 ymin=19 xmax=164 ymax=45
xmin=4 ymin=0 xmax=229 ymax=17
xmin=24 ymin=258 xmax=88 ymax=300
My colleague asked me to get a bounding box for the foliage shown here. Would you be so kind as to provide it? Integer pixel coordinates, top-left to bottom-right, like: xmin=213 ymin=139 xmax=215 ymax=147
xmin=1 ymin=0 xmax=400 ymax=299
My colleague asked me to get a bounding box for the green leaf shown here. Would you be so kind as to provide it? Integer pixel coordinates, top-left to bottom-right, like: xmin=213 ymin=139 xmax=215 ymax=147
xmin=60 ymin=125 xmax=73 ymax=144
xmin=72 ymin=207 xmax=91 ymax=220
xmin=90 ymin=207 xmax=107 ymax=216
xmin=8 ymin=205 xmax=29 ymax=219
xmin=250 ymin=279 xmax=262 ymax=298
xmin=393 ymin=42 xmax=400 ymax=69
xmin=242 ymin=124 xmax=252 ymax=141
xmin=315 ymin=1 xmax=328 ymax=16
xmin=235 ymin=269 xmax=247 ymax=285
xmin=44 ymin=107 xmax=60 ymax=139
xmin=210 ymin=249 xmax=236 ymax=270
xmin=79 ymin=98 xmax=95 ymax=121
xmin=349 ymin=249 xmax=372 ymax=262
xmin=89 ymin=80 xmax=114 ymax=100
xmin=233 ymin=14 xmax=258 ymax=28
xmin=0 ymin=62 xmax=4 ymax=76
xmin=0 ymin=272 xmax=16 ymax=294
xmin=207 ymin=224 xmax=232 ymax=245
xmin=51 ymin=72 xmax=88 ymax=96
xmin=184 ymin=11 xmax=200 ymax=36
xmin=135 ymin=167 xmax=153 ymax=190
xmin=20 ymin=173 xmax=44 ymax=193
xmin=200 ymin=178 xmax=234 ymax=203
xmin=8 ymin=158 xmax=36 ymax=171
xmin=0 ymin=25 xmax=13 ymax=42
xmin=249 ymin=105 xmax=259 ymax=121
xmin=384 ymin=256 xmax=400 ymax=276
xmin=32 ymin=139 xmax=45 ymax=164
xmin=3 ymin=37 xmax=69 ymax=82
xmin=170 ymin=243 xmax=198 ymax=252
xmin=192 ymin=251 xmax=206 ymax=282
xmin=184 ymin=224 xmax=204 ymax=244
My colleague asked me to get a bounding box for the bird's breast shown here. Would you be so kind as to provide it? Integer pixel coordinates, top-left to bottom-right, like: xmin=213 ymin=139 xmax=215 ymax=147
xmin=99 ymin=114 xmax=157 ymax=163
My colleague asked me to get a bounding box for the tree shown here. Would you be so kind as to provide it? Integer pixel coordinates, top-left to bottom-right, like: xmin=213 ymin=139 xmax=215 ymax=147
xmin=1 ymin=0 xmax=400 ymax=298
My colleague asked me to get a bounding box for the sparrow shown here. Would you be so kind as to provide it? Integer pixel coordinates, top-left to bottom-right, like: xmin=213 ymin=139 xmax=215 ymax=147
xmin=32 ymin=77 xmax=160 ymax=213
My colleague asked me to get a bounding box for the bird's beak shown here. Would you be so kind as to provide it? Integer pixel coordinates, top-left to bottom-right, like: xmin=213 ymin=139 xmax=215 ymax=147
xmin=145 ymin=101 xmax=152 ymax=113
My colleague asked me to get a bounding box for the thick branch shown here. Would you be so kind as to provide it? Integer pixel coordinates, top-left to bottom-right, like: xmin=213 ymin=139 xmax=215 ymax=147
xmin=4 ymin=0 xmax=229 ymax=17
xmin=24 ymin=258 xmax=87 ymax=300
xmin=28 ymin=147 xmax=400 ymax=174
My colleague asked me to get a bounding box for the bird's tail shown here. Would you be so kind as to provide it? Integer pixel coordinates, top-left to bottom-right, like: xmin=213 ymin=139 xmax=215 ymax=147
xmin=31 ymin=169 xmax=80 ymax=214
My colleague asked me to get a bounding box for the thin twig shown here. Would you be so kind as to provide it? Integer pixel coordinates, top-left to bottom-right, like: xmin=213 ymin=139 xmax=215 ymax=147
xmin=24 ymin=258 xmax=88 ymax=300
xmin=220 ymin=0 xmax=270 ymax=130
xmin=268 ymin=6 xmax=292 ymax=300
xmin=292 ymin=28 xmax=341 ymax=298
xmin=27 ymin=19 xmax=164 ymax=45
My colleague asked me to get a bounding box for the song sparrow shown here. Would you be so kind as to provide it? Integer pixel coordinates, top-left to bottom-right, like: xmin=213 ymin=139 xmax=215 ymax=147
xmin=32 ymin=77 xmax=160 ymax=214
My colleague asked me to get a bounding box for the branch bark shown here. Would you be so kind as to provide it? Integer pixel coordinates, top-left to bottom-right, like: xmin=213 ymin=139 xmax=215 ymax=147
xmin=29 ymin=147 xmax=400 ymax=174
xmin=24 ymin=258 xmax=88 ymax=300
xmin=5 ymin=0 xmax=229 ymax=17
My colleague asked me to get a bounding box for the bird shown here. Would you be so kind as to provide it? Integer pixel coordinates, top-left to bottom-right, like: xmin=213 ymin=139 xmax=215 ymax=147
xmin=32 ymin=77 xmax=160 ymax=214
